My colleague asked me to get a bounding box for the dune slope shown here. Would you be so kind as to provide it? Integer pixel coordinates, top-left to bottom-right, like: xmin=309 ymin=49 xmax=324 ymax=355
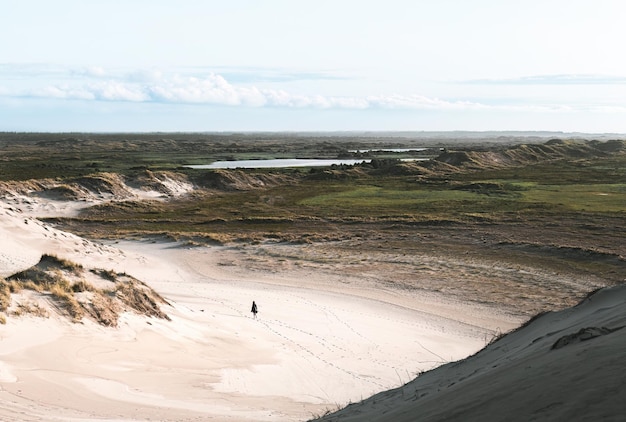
xmin=314 ymin=283 xmax=626 ymax=421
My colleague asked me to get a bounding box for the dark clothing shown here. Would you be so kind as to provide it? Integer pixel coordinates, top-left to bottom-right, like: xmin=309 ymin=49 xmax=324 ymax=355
xmin=251 ymin=301 xmax=258 ymax=317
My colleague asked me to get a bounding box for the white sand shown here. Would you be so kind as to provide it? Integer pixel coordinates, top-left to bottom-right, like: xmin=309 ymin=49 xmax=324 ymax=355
xmin=0 ymin=199 xmax=521 ymax=421
xmin=316 ymin=283 xmax=626 ymax=421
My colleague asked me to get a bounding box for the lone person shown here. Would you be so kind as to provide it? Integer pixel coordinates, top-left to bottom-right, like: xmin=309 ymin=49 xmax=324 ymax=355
xmin=251 ymin=301 xmax=258 ymax=319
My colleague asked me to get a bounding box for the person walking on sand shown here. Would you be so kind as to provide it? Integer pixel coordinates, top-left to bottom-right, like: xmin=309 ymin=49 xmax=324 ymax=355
xmin=251 ymin=301 xmax=258 ymax=319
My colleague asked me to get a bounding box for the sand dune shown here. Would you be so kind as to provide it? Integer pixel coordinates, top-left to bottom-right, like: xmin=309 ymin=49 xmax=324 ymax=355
xmin=315 ymin=283 xmax=626 ymax=421
xmin=0 ymin=195 xmax=521 ymax=421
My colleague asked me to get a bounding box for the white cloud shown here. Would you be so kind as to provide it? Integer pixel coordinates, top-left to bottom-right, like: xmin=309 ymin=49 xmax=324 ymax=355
xmin=147 ymin=73 xmax=267 ymax=106
xmin=463 ymin=74 xmax=626 ymax=85
xmin=30 ymin=85 xmax=95 ymax=100
xmin=7 ymin=69 xmax=489 ymax=111
xmin=590 ymin=105 xmax=626 ymax=114
xmin=72 ymin=66 xmax=107 ymax=78
xmin=92 ymin=81 xmax=149 ymax=102
xmin=366 ymin=94 xmax=486 ymax=110
xmin=2 ymin=65 xmax=626 ymax=117
xmin=27 ymin=81 xmax=148 ymax=102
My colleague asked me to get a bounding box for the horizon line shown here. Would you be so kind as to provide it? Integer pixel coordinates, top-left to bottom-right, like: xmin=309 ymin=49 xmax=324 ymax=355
xmin=1 ymin=130 xmax=625 ymax=137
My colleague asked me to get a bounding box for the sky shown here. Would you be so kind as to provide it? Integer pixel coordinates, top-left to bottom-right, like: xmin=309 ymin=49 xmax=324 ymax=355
xmin=2 ymin=0 xmax=626 ymax=133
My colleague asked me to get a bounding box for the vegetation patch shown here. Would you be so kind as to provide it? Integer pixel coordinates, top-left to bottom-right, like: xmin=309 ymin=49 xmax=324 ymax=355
xmin=1 ymin=134 xmax=625 ymax=316
xmin=4 ymin=254 xmax=169 ymax=326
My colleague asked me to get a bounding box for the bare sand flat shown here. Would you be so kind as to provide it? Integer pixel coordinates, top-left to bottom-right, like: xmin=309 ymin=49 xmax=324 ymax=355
xmin=0 ymin=200 xmax=522 ymax=421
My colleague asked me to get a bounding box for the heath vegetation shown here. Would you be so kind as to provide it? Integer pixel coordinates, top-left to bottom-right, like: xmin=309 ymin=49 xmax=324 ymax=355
xmin=1 ymin=133 xmax=625 ymax=316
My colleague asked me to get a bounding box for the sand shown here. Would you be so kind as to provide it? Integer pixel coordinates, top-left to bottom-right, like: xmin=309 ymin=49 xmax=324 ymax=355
xmin=0 ymin=197 xmax=521 ymax=421
xmin=315 ymin=283 xmax=626 ymax=421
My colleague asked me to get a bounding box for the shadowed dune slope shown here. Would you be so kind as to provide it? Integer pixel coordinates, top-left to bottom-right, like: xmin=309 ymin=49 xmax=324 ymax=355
xmin=313 ymin=283 xmax=626 ymax=422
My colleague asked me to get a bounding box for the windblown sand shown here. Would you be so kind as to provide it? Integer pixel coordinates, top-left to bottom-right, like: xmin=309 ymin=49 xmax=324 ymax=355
xmin=0 ymin=199 xmax=522 ymax=421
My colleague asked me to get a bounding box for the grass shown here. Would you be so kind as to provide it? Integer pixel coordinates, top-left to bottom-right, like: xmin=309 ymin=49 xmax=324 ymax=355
xmin=0 ymin=132 xmax=418 ymax=181
xmin=71 ymin=279 xmax=95 ymax=293
xmin=520 ymin=183 xmax=626 ymax=212
xmin=0 ymin=280 xmax=11 ymax=311
xmin=49 ymin=284 xmax=84 ymax=321
xmin=13 ymin=301 xmax=50 ymax=318
xmin=3 ymin=254 xmax=169 ymax=325
xmin=4 ymin=135 xmax=624 ymax=234
xmin=93 ymin=269 xmax=118 ymax=281
xmin=309 ymin=404 xmax=345 ymax=420
xmin=114 ymin=277 xmax=170 ymax=320
xmin=297 ymin=184 xmax=514 ymax=216
xmin=41 ymin=254 xmax=83 ymax=273
xmin=70 ymin=158 xmax=625 ymax=235
xmin=9 ymin=262 xmax=87 ymax=321
xmin=3 ymin=136 xmax=625 ymax=293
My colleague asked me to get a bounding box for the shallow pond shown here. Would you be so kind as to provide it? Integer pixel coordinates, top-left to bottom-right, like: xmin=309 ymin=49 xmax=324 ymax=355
xmin=186 ymin=158 xmax=369 ymax=169
xmin=186 ymin=158 xmax=429 ymax=169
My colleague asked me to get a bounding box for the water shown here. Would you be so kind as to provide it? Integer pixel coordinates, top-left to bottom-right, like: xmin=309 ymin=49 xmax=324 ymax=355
xmin=348 ymin=148 xmax=428 ymax=153
xmin=186 ymin=158 xmax=371 ymax=169
xmin=186 ymin=157 xmax=431 ymax=169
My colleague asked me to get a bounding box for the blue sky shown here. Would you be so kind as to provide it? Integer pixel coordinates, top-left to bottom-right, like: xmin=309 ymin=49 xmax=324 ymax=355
xmin=2 ymin=0 xmax=626 ymax=132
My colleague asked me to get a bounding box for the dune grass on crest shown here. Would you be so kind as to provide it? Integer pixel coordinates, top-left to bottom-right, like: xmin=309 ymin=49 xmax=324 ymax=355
xmin=2 ymin=254 xmax=170 ymax=325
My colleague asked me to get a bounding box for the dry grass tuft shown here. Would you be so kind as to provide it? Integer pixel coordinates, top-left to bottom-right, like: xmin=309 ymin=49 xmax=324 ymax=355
xmin=71 ymin=279 xmax=95 ymax=293
xmin=97 ymin=269 xmax=118 ymax=281
xmin=40 ymin=254 xmax=83 ymax=274
xmin=4 ymin=254 xmax=170 ymax=326
xmin=49 ymin=284 xmax=84 ymax=321
xmin=4 ymin=251 xmax=170 ymax=325
xmin=51 ymin=270 xmax=72 ymax=292
xmin=21 ymin=280 xmax=43 ymax=292
xmin=13 ymin=301 xmax=49 ymax=318
xmin=0 ymin=280 xmax=11 ymax=312
xmin=82 ymin=290 xmax=120 ymax=327
xmin=116 ymin=277 xmax=170 ymax=320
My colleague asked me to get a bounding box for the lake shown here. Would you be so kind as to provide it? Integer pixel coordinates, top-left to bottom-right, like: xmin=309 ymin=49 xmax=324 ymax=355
xmin=348 ymin=148 xmax=428 ymax=153
xmin=186 ymin=159 xmax=369 ymax=169
xmin=186 ymin=158 xmax=429 ymax=169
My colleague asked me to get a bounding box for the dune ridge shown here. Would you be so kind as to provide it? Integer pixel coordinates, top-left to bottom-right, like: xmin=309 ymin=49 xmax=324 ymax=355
xmin=314 ymin=283 xmax=626 ymax=421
